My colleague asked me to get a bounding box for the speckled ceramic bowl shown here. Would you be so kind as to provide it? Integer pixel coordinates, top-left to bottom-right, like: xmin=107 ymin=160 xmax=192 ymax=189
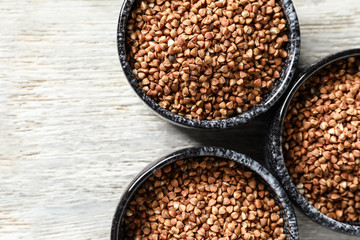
xmin=117 ymin=0 xmax=301 ymax=128
xmin=111 ymin=146 xmax=299 ymax=239
xmin=265 ymin=49 xmax=360 ymax=235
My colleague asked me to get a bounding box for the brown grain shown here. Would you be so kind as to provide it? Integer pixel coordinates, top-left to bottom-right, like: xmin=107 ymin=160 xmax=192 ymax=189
xmin=124 ymin=157 xmax=285 ymax=239
xmin=126 ymin=0 xmax=288 ymax=120
xmin=283 ymin=57 xmax=360 ymax=222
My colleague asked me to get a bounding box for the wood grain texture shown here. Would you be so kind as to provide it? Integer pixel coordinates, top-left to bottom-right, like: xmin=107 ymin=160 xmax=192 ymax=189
xmin=1 ymin=0 xmax=360 ymax=239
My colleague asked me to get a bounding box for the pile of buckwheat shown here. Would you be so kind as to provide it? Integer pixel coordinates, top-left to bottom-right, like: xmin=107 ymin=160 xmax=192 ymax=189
xmin=124 ymin=157 xmax=285 ymax=239
xmin=283 ymin=57 xmax=360 ymax=222
xmin=126 ymin=0 xmax=288 ymax=120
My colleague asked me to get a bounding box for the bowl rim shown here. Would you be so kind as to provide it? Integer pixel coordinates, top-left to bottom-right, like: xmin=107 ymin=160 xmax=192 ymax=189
xmin=110 ymin=146 xmax=299 ymax=240
xmin=268 ymin=48 xmax=360 ymax=235
xmin=117 ymin=0 xmax=301 ymax=129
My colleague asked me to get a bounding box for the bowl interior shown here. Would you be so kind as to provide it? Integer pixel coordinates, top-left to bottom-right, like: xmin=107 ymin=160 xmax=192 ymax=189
xmin=117 ymin=0 xmax=300 ymax=128
xmin=111 ymin=147 xmax=298 ymax=240
xmin=268 ymin=49 xmax=360 ymax=235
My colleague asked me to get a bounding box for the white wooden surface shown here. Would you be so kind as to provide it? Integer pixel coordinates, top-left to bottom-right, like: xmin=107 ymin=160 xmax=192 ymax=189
xmin=1 ymin=0 xmax=360 ymax=239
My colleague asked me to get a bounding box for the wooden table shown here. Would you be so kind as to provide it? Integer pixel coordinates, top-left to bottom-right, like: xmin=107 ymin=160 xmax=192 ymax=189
xmin=1 ymin=0 xmax=360 ymax=239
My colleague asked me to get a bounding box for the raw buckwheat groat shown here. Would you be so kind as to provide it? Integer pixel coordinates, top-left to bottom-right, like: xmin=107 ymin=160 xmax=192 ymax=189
xmin=124 ymin=157 xmax=285 ymax=239
xmin=283 ymin=57 xmax=360 ymax=222
xmin=126 ymin=0 xmax=288 ymax=120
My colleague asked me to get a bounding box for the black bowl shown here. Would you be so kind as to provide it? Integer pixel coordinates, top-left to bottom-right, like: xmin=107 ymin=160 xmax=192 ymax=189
xmin=117 ymin=0 xmax=301 ymax=129
xmin=111 ymin=146 xmax=299 ymax=239
xmin=265 ymin=48 xmax=360 ymax=235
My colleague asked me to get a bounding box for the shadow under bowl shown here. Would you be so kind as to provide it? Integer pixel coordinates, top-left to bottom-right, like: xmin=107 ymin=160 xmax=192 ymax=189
xmin=117 ymin=0 xmax=301 ymax=129
xmin=111 ymin=146 xmax=299 ymax=239
xmin=265 ymin=48 xmax=360 ymax=235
